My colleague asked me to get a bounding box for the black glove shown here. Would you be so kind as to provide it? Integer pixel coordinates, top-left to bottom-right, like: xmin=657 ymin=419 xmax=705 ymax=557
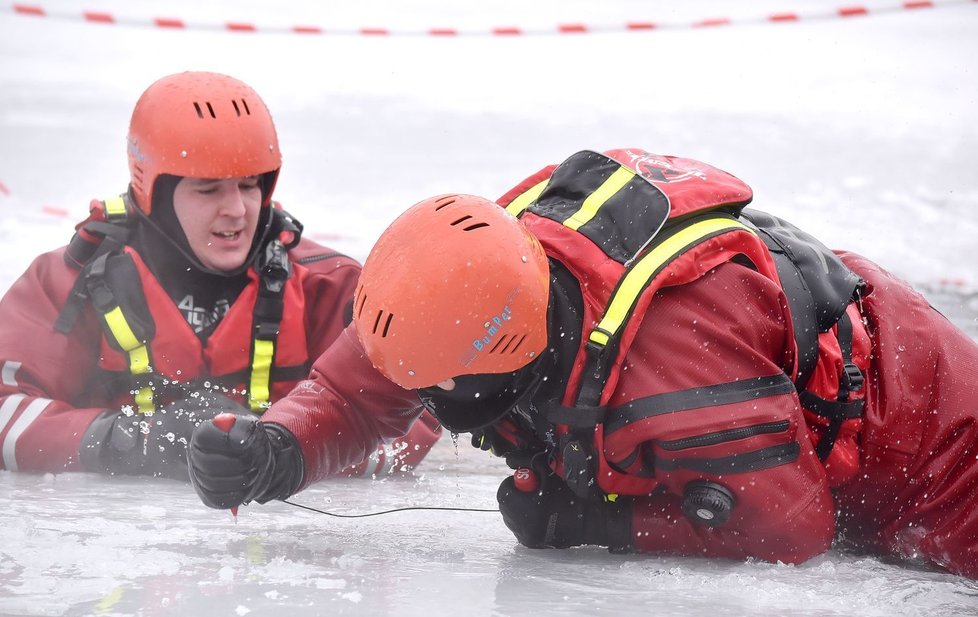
xmin=81 ymin=392 xmax=249 ymax=480
xmin=471 ymin=426 xmax=515 ymax=457
xmin=188 ymin=414 xmax=304 ymax=510
xmin=496 ymin=472 xmax=632 ymax=551
xmin=471 ymin=419 xmax=537 ymax=463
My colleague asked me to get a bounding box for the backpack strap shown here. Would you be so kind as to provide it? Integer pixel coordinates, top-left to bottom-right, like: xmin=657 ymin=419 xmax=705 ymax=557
xmin=575 ymin=215 xmax=756 ymax=407
xmin=561 ymin=214 xmax=758 ymax=500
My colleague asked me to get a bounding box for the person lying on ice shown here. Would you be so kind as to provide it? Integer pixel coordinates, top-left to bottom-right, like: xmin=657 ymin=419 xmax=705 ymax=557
xmin=0 ymin=71 xmax=440 ymax=480
xmin=187 ymin=148 xmax=978 ymax=579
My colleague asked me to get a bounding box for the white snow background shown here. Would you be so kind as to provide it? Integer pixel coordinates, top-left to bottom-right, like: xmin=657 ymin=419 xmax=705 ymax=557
xmin=2 ymin=1 xmax=978 ymax=615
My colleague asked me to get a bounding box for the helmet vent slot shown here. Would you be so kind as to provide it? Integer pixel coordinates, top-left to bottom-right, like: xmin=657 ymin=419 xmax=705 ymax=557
xmin=355 ymin=288 xmax=367 ymax=318
xmin=450 ymin=215 xmax=489 ymax=231
xmin=372 ymin=309 xmax=395 ymax=337
xmin=193 ymin=101 xmax=217 ymax=119
xmin=433 ymin=196 xmax=456 ymax=210
xmin=232 ymin=99 xmax=252 ymax=117
xmin=489 ymin=334 xmax=527 ymax=354
xmin=509 ymin=334 xmax=527 ymax=353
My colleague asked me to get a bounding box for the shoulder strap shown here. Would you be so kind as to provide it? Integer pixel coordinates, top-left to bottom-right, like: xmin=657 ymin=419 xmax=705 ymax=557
xmin=575 ymin=214 xmax=757 ymax=408
xmin=560 ymin=213 xmax=758 ymax=501
xmin=246 ymin=207 xmax=301 ymax=412
xmin=56 ymin=195 xmax=134 ymax=334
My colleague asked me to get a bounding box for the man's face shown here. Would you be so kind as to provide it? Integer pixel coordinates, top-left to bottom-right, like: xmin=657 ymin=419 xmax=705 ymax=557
xmin=172 ymin=176 xmax=262 ymax=272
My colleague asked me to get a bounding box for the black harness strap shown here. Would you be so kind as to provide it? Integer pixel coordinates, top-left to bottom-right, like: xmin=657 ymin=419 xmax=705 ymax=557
xmin=246 ymin=208 xmax=303 ymax=412
xmin=798 ymin=312 xmax=865 ymax=461
xmin=55 ymin=221 xmax=131 ymax=334
xmin=542 ymin=400 xmax=606 ymax=429
xmin=605 ymin=374 xmax=797 ymax=434
xmin=654 ymin=441 xmax=801 ymax=475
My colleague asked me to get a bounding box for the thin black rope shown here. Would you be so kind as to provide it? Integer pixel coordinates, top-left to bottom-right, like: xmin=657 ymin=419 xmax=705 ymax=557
xmin=283 ymin=499 xmax=499 ymax=518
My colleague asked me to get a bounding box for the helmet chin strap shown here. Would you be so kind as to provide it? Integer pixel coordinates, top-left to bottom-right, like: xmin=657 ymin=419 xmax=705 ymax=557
xmin=418 ymin=299 xmax=561 ymax=435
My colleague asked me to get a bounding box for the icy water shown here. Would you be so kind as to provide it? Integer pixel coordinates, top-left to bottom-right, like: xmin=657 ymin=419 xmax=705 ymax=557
xmin=3 ymin=438 xmax=978 ymax=617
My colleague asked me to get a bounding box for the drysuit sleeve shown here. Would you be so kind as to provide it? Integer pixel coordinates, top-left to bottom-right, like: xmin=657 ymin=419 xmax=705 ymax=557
xmin=260 ymin=324 xmax=428 ymax=488
xmin=293 ymin=239 xmax=444 ymax=478
xmin=604 ymin=262 xmax=836 ymax=564
xmin=0 ymin=250 xmax=108 ymax=472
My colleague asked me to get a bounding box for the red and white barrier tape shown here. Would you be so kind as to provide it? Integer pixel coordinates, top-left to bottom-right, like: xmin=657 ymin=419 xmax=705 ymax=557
xmin=1 ymin=1 xmax=975 ymax=36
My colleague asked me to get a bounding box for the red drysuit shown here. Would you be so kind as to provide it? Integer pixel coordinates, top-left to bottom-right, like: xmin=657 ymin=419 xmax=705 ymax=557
xmin=258 ymin=151 xmax=978 ymax=579
xmin=0 ymin=207 xmax=441 ymax=477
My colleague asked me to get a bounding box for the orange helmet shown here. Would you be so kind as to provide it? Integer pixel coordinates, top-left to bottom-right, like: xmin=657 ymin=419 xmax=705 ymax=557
xmin=354 ymin=194 xmax=551 ymax=390
xmin=126 ymin=71 xmax=281 ymax=215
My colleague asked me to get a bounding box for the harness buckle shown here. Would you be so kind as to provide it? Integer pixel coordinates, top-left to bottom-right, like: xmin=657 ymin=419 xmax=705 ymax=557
xmin=260 ymin=240 xmax=291 ymax=294
xmin=842 ymin=362 xmax=864 ymax=393
xmin=255 ymin=321 xmax=280 ymax=340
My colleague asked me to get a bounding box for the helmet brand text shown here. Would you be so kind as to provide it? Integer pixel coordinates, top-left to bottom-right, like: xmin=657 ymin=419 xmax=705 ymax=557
xmin=472 ymin=305 xmax=512 ymax=352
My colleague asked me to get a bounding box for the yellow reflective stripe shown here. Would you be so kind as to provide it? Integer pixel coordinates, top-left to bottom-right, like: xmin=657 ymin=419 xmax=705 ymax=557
xmin=563 ymin=166 xmax=636 ymax=231
xmin=103 ymin=195 xmax=126 ymax=218
xmin=590 ymin=218 xmax=755 ymax=347
xmin=102 ymin=307 xmax=155 ymax=413
xmin=134 ymin=386 xmax=155 ymax=415
xmin=103 ymin=306 xmax=141 ymax=351
xmin=94 ymin=586 xmax=126 ymax=614
xmin=128 ymin=345 xmax=150 ymax=375
xmin=129 ymin=347 xmax=153 ymax=414
xmin=505 ymin=179 xmax=549 ymax=216
xmin=249 ymin=339 xmax=275 ymax=412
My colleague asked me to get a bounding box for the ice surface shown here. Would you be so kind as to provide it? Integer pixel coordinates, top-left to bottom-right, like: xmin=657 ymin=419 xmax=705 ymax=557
xmin=1 ymin=1 xmax=977 ymax=615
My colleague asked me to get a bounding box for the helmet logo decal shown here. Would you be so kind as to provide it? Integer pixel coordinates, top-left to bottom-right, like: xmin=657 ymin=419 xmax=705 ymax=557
xmin=460 ymin=289 xmax=524 ymax=368
xmin=126 ymin=137 xmax=145 ymax=163
xmin=472 ymin=305 xmax=512 ymax=353
xmin=623 ymin=149 xmax=707 ymax=184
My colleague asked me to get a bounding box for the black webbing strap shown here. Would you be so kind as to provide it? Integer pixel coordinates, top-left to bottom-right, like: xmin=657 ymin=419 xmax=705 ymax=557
xmin=247 ymin=229 xmax=293 ymax=411
xmin=767 ymin=249 xmax=819 ymax=390
xmin=55 ymin=223 xmax=130 ymax=335
xmin=798 ymin=312 xmax=865 ymax=461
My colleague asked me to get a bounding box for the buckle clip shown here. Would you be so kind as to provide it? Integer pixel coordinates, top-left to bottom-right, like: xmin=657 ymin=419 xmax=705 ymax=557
xmin=842 ymin=363 xmax=864 ymax=393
